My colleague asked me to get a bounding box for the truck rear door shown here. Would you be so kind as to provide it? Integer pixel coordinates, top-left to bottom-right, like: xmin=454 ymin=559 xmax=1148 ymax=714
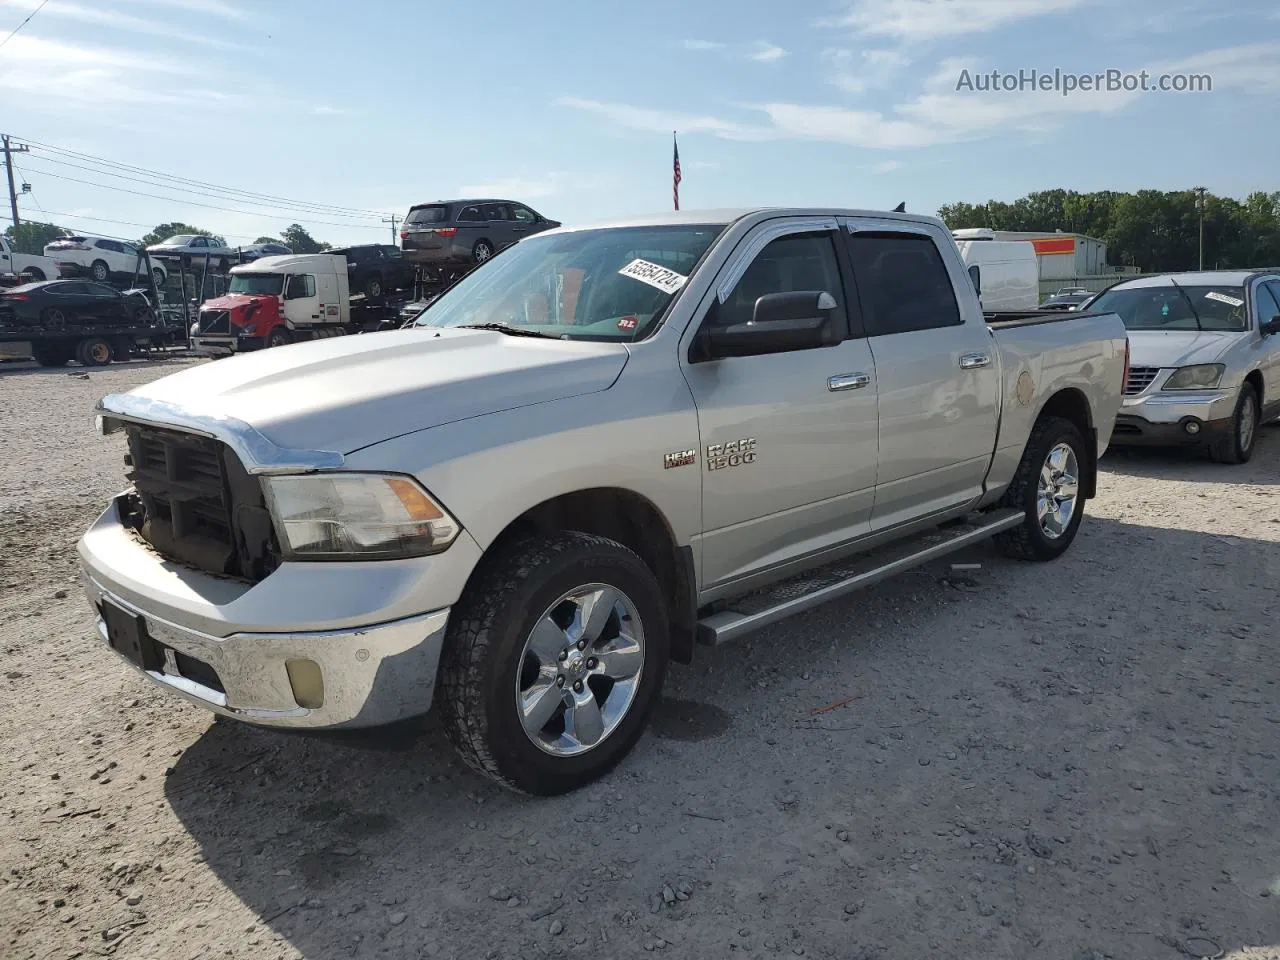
xmin=841 ymin=219 xmax=1000 ymax=530
xmin=681 ymin=221 xmax=880 ymax=591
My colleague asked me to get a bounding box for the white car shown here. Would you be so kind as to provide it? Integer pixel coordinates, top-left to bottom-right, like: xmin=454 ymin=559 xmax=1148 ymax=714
xmin=45 ymin=235 xmax=168 ymax=287
xmin=144 ymin=234 xmax=236 ymax=261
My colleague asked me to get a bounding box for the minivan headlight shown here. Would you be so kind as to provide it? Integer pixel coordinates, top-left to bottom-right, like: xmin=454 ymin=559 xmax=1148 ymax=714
xmin=1163 ymin=364 xmax=1224 ymax=390
xmin=262 ymin=473 xmax=460 ymax=559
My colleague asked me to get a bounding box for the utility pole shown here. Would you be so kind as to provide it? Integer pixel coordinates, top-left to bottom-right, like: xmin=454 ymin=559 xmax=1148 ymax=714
xmin=382 ymin=214 xmax=398 ymax=244
xmin=3 ymin=135 xmax=29 ymax=233
xmin=1194 ymin=186 xmax=1206 ymax=270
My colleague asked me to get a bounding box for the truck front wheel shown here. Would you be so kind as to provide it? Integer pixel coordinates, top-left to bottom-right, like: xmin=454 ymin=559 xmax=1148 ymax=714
xmin=266 ymin=328 xmax=291 ymax=348
xmin=995 ymin=415 xmax=1087 ymax=562
xmin=439 ymin=532 xmax=670 ymax=795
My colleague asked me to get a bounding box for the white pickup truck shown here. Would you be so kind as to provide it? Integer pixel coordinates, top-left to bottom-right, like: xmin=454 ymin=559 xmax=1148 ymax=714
xmin=0 ymin=235 xmax=59 ymax=281
xmin=81 ymin=207 xmax=1128 ymax=794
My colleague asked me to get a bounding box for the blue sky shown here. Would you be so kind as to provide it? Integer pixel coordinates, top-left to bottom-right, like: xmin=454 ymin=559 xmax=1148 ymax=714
xmin=0 ymin=0 xmax=1278 ymax=246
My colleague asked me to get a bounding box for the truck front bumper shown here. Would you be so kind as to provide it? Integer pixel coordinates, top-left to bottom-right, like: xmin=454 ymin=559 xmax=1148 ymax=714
xmin=78 ymin=500 xmax=482 ymax=729
xmin=1111 ymin=390 xmax=1235 ymax=446
xmin=190 ymin=335 xmax=266 ymax=356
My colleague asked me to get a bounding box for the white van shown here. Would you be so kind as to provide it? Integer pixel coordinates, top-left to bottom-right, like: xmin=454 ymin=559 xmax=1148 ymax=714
xmin=952 ymin=233 xmax=1038 ymax=311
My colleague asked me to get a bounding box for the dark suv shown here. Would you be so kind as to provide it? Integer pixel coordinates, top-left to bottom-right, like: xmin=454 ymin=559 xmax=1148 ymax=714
xmin=329 ymin=244 xmax=416 ymax=299
xmin=399 ymin=199 xmax=560 ymax=272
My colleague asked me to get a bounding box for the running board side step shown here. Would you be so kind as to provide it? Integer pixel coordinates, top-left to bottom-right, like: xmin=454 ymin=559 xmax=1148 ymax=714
xmin=696 ymin=508 xmax=1024 ymax=646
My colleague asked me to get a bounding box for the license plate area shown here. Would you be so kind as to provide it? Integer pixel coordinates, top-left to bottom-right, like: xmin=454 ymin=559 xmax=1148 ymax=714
xmin=100 ymin=598 xmax=163 ymax=673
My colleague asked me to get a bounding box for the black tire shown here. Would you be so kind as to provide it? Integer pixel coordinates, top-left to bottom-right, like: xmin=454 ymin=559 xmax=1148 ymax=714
xmin=31 ymin=343 xmax=69 ymax=367
xmin=42 ymin=308 xmax=66 ymax=331
xmin=995 ymin=415 xmax=1087 ymax=562
xmin=472 ymin=240 xmax=494 ymax=264
xmin=22 ymin=267 xmax=45 ymax=281
xmin=1207 ymin=383 xmax=1259 ymax=465
xmin=365 ymin=275 xmax=383 ymax=299
xmin=152 ymin=268 xmax=166 ymax=288
xmin=90 ymin=260 xmax=110 ymax=282
xmin=111 ymin=336 xmax=133 ymax=362
xmin=266 ymin=327 xmax=291 ymax=348
xmin=75 ymin=337 xmax=113 ymax=367
xmin=439 ymin=532 xmax=670 ymax=796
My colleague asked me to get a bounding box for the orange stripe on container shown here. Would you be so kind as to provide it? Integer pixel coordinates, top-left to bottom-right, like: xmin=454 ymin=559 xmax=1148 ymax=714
xmin=1031 ymin=237 xmax=1076 ymax=255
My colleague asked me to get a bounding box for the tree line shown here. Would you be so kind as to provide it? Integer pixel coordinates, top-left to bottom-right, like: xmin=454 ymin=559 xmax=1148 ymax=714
xmin=3 ymin=220 xmax=333 ymax=255
xmin=938 ymin=189 xmax=1280 ymax=274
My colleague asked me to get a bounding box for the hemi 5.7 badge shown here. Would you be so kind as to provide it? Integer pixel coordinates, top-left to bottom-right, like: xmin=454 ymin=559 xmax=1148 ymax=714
xmin=706 ymin=438 xmax=757 ymax=470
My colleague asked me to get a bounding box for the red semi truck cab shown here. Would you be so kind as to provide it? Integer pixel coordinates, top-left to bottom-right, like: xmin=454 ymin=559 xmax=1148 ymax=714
xmin=190 ymin=254 xmax=350 ymax=356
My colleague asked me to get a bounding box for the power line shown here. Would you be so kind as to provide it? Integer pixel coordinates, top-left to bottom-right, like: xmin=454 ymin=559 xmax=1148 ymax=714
xmin=18 ymin=162 xmax=387 ymax=231
xmin=16 ymin=135 xmax=391 ymax=217
xmin=0 ymin=0 xmax=51 ymax=51
xmin=23 ymin=209 xmax=260 ymax=243
xmin=27 ymin=153 xmax=386 ymax=222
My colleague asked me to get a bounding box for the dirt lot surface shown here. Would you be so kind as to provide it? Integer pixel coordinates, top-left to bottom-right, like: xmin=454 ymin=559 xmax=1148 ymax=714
xmin=2 ymin=358 xmax=1278 ymax=960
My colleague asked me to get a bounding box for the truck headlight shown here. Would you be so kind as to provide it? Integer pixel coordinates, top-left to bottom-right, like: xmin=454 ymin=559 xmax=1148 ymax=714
xmin=1162 ymin=364 xmax=1224 ymax=390
xmin=261 ymin=473 xmax=460 ymax=560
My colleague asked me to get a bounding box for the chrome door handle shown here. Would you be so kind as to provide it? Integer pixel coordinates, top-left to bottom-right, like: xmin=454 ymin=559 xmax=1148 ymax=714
xmin=959 ymin=353 xmax=991 ymax=369
xmin=828 ymin=372 xmax=871 ymax=392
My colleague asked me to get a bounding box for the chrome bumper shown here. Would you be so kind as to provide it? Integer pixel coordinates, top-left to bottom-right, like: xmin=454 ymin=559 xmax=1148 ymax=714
xmin=78 ymin=500 xmax=482 ymax=729
xmin=189 ymin=337 xmax=235 ymax=356
xmin=1120 ymin=389 xmax=1234 ymax=425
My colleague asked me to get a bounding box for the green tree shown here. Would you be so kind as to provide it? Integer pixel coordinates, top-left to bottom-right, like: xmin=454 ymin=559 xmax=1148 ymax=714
xmin=4 ymin=220 xmax=67 ymax=255
xmin=138 ymin=222 xmax=227 ymax=247
xmin=280 ymin=224 xmax=331 ymax=254
xmin=253 ymin=235 xmax=281 ymax=244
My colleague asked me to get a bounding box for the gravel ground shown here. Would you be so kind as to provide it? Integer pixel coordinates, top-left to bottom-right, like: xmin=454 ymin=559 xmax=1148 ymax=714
xmin=2 ymin=359 xmax=1279 ymax=960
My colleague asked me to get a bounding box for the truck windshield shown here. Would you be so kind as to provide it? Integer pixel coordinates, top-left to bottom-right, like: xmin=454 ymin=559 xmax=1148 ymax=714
xmin=1088 ymin=284 xmax=1249 ymax=332
xmin=413 ymin=224 xmax=725 ymax=341
xmin=228 ymin=274 xmax=284 ymax=296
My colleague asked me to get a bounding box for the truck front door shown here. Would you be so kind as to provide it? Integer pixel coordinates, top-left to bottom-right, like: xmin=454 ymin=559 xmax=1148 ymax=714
xmin=841 ymin=220 xmax=1000 ymax=531
xmin=282 ymin=272 xmax=318 ymax=327
xmin=681 ymin=222 xmax=880 ymax=592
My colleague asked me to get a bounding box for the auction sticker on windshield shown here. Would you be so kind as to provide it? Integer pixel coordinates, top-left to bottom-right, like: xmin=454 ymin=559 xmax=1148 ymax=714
xmin=1205 ymin=291 xmax=1245 ymax=307
xmin=619 ymin=259 xmax=688 ymax=294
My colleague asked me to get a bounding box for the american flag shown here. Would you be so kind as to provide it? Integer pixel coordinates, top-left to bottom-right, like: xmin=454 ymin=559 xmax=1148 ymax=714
xmin=672 ymin=131 xmax=682 ymax=212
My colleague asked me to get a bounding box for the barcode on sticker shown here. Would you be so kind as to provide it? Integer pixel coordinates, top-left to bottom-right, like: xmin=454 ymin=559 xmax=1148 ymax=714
xmin=1204 ymin=291 xmax=1244 ymax=307
xmin=618 ymin=258 xmax=688 ymax=294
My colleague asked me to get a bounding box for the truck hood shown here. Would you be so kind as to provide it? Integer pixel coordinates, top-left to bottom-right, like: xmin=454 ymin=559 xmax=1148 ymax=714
xmin=124 ymin=328 xmax=629 ymax=454
xmin=202 ymin=294 xmax=273 ymax=310
xmin=1126 ymin=329 xmax=1241 ymax=368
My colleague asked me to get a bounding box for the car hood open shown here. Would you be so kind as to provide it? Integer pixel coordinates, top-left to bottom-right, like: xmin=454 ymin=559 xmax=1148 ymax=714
xmin=119 ymin=327 xmax=629 ymax=455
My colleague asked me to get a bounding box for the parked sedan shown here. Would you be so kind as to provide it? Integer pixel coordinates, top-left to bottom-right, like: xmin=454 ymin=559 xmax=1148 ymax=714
xmin=0 ymin=280 xmax=153 ymax=329
xmin=1040 ymin=292 xmax=1092 ymax=311
xmin=329 ymin=243 xmax=416 ymax=298
xmin=1094 ymin=270 xmax=1280 ymax=463
xmin=237 ymin=242 xmax=293 ymax=263
xmin=400 ymin=198 xmax=560 ymax=274
xmin=145 ymin=234 xmax=236 ymax=261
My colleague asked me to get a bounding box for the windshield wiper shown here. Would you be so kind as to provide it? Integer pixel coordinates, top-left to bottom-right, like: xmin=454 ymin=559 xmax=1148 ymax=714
xmin=458 ymin=322 xmax=562 ymax=340
xmin=1167 ymin=279 xmax=1202 ymax=331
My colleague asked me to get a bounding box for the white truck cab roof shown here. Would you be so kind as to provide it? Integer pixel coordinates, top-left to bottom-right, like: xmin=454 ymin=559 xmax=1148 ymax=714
xmin=230 ymin=254 xmax=346 ymax=274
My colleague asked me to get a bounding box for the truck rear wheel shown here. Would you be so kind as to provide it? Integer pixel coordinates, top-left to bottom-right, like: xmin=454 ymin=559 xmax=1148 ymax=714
xmin=995 ymin=415 xmax=1086 ymax=562
xmin=75 ymin=337 xmax=114 ymax=366
xmin=439 ymin=532 xmax=670 ymax=795
xmin=31 ymin=343 xmax=70 ymax=367
xmin=111 ymin=336 xmax=134 ymax=362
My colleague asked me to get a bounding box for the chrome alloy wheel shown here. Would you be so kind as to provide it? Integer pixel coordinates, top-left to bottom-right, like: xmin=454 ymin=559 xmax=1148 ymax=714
xmin=1239 ymin=391 xmax=1257 ymax=453
xmin=515 ymin=584 xmax=645 ymax=757
xmin=1036 ymin=442 xmax=1080 ymax=540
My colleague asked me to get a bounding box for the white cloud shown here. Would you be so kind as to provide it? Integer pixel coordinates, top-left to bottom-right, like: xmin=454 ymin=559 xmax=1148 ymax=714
xmin=113 ymin=0 xmax=249 ymax=19
xmin=0 ymin=0 xmax=248 ymax=48
xmin=0 ymin=35 xmax=198 ymax=74
xmin=689 ymin=160 xmax=721 ymax=170
xmin=831 ymin=0 xmax=1091 ymax=39
xmin=683 ymin=39 xmax=726 ymax=51
xmin=825 ymin=47 xmax=910 ymax=94
xmin=872 ymin=160 xmax=902 ymax=173
xmin=457 ymin=178 xmax=560 ymax=200
xmin=560 ymin=41 xmax=1280 ymax=151
xmin=748 ymin=42 xmax=788 ymax=63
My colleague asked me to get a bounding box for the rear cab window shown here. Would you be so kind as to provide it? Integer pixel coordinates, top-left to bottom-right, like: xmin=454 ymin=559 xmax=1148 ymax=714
xmin=405 ymin=205 xmax=450 ymax=227
xmin=846 ymin=232 xmax=962 ymax=335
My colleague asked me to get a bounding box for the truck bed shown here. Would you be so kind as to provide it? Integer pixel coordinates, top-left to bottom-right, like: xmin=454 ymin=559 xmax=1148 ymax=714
xmin=984 ymin=309 xmax=1106 ymax=329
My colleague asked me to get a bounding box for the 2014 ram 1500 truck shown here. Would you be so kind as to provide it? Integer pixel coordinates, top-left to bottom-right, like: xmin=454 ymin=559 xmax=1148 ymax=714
xmin=81 ymin=208 xmax=1129 ymax=795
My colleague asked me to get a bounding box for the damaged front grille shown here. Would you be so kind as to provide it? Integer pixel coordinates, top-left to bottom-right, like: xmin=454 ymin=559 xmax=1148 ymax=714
xmin=197 ymin=310 xmax=229 ymax=335
xmin=120 ymin=424 xmax=280 ymax=582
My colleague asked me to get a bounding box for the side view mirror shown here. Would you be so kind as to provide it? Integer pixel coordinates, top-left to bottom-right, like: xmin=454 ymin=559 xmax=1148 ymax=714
xmin=695 ymin=290 xmax=839 ymax=361
xmin=1262 ymin=315 xmax=1280 ymax=336
xmin=967 ymin=264 xmax=982 ymax=298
